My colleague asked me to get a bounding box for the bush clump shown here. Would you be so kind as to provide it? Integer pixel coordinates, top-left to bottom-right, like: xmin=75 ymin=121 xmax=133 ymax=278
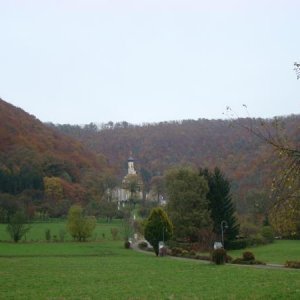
xmin=248 ymin=234 xmax=266 ymax=246
xmin=211 ymin=248 xmax=227 ymax=265
xmin=231 ymin=251 xmax=265 ymax=265
xmin=144 ymin=207 xmax=173 ymax=256
xmin=170 ymin=247 xmax=184 ymax=256
xmin=260 ymin=226 xmax=275 ymax=243
xmin=169 ymin=247 xmax=211 ymax=260
xmin=67 ymin=205 xmax=96 ymax=242
xmin=225 ymin=239 xmax=249 ymax=250
xmin=285 ymin=261 xmax=300 ymax=269
xmin=231 ymin=258 xmax=265 ymax=265
xmin=226 ymin=255 xmax=233 ymax=263
xmin=243 ymin=251 xmax=255 ymax=261
xmin=181 ymin=250 xmax=190 ymax=257
xmin=231 ymin=258 xmax=244 ymax=264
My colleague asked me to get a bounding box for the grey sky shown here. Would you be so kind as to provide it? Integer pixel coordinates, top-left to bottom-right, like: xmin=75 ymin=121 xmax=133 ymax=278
xmin=0 ymin=0 xmax=299 ymax=125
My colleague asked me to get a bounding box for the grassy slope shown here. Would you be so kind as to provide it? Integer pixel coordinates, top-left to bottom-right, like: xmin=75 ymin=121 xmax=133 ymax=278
xmin=228 ymin=240 xmax=300 ymax=264
xmin=1 ymin=241 xmax=300 ymax=299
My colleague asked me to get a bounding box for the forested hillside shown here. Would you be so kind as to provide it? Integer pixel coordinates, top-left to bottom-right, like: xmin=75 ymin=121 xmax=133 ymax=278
xmin=0 ymin=99 xmax=111 ymax=218
xmin=1 ymin=97 xmax=299 ymax=220
xmin=52 ymin=116 xmax=300 ymax=214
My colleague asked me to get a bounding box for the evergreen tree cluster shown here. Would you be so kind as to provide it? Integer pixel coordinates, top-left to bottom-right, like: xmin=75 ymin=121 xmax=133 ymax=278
xmin=201 ymin=167 xmax=240 ymax=241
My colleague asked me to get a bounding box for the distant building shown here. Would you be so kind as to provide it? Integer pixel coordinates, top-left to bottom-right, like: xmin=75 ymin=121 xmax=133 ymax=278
xmin=113 ymin=156 xmax=143 ymax=208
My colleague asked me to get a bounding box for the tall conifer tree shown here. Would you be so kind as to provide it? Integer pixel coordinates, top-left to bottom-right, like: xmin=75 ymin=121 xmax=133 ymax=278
xmin=200 ymin=168 xmax=239 ymax=241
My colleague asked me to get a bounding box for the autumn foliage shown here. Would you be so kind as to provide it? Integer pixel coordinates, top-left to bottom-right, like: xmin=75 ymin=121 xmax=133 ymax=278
xmin=0 ymin=99 xmax=112 ymax=218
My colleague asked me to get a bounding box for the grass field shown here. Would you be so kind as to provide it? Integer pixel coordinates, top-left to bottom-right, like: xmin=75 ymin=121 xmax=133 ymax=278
xmin=1 ymin=222 xmax=300 ymax=299
xmin=1 ymin=241 xmax=300 ymax=299
xmin=228 ymin=240 xmax=300 ymax=264
xmin=0 ymin=219 xmax=124 ymax=242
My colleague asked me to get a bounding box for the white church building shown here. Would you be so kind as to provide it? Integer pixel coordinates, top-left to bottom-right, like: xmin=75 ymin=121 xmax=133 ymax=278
xmin=112 ymin=156 xmax=143 ymax=208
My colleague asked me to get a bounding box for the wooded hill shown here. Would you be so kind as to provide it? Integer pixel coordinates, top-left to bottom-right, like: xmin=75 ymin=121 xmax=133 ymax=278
xmin=1 ymin=97 xmax=299 ymax=218
xmin=0 ymin=99 xmax=111 ymax=217
xmin=52 ymin=115 xmax=300 ymax=214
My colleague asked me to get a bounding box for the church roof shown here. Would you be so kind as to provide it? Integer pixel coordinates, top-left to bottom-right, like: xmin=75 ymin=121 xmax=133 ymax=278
xmin=128 ymin=156 xmax=134 ymax=162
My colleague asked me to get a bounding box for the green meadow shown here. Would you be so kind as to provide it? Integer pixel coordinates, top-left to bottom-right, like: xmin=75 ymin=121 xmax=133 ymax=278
xmin=0 ymin=219 xmax=124 ymax=242
xmin=1 ymin=222 xmax=300 ymax=299
xmin=228 ymin=240 xmax=300 ymax=265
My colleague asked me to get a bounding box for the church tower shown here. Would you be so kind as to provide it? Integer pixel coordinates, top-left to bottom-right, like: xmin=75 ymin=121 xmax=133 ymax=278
xmin=128 ymin=156 xmax=136 ymax=175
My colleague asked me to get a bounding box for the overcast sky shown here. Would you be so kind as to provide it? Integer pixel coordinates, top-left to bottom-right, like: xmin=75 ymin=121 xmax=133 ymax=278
xmin=0 ymin=0 xmax=299 ymax=125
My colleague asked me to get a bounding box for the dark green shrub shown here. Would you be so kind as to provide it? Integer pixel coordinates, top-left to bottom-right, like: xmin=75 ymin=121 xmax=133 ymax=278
xmin=248 ymin=234 xmax=266 ymax=246
xmin=243 ymin=251 xmax=255 ymax=261
xmin=124 ymin=241 xmax=131 ymax=249
xmin=225 ymin=239 xmax=249 ymax=250
xmin=176 ymin=242 xmax=192 ymax=251
xmin=211 ymin=248 xmax=227 ymax=265
xmin=45 ymin=228 xmax=51 ymax=242
xmin=232 ymin=251 xmax=265 ymax=265
xmin=144 ymin=207 xmax=173 ymax=256
xmin=166 ymin=240 xmax=177 ymax=249
xmin=240 ymin=222 xmax=260 ymax=237
xmin=181 ymin=250 xmax=189 ymax=257
xmin=226 ymin=255 xmax=233 ymax=263
xmin=260 ymin=226 xmax=275 ymax=243
xmin=189 ymin=250 xmax=196 ymax=257
xmin=170 ymin=247 xmax=184 ymax=256
xmin=231 ymin=258 xmax=244 ymax=264
xmin=285 ymin=261 xmax=300 ymax=269
xmin=231 ymin=258 xmax=265 ymax=265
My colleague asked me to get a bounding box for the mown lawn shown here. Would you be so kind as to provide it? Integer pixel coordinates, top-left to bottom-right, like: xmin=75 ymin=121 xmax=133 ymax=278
xmin=0 ymin=219 xmax=124 ymax=242
xmin=1 ymin=241 xmax=300 ymax=299
xmin=228 ymin=240 xmax=300 ymax=264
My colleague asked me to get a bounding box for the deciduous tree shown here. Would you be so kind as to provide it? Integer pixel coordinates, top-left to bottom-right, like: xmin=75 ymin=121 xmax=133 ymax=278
xmin=150 ymin=175 xmax=165 ymax=202
xmin=165 ymin=167 xmax=211 ymax=242
xmin=66 ymin=205 xmax=96 ymax=241
xmin=7 ymin=211 xmax=30 ymax=242
xmin=123 ymin=174 xmax=142 ymax=207
xmin=43 ymin=177 xmax=63 ymax=202
xmin=269 ymin=194 xmax=300 ymax=238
